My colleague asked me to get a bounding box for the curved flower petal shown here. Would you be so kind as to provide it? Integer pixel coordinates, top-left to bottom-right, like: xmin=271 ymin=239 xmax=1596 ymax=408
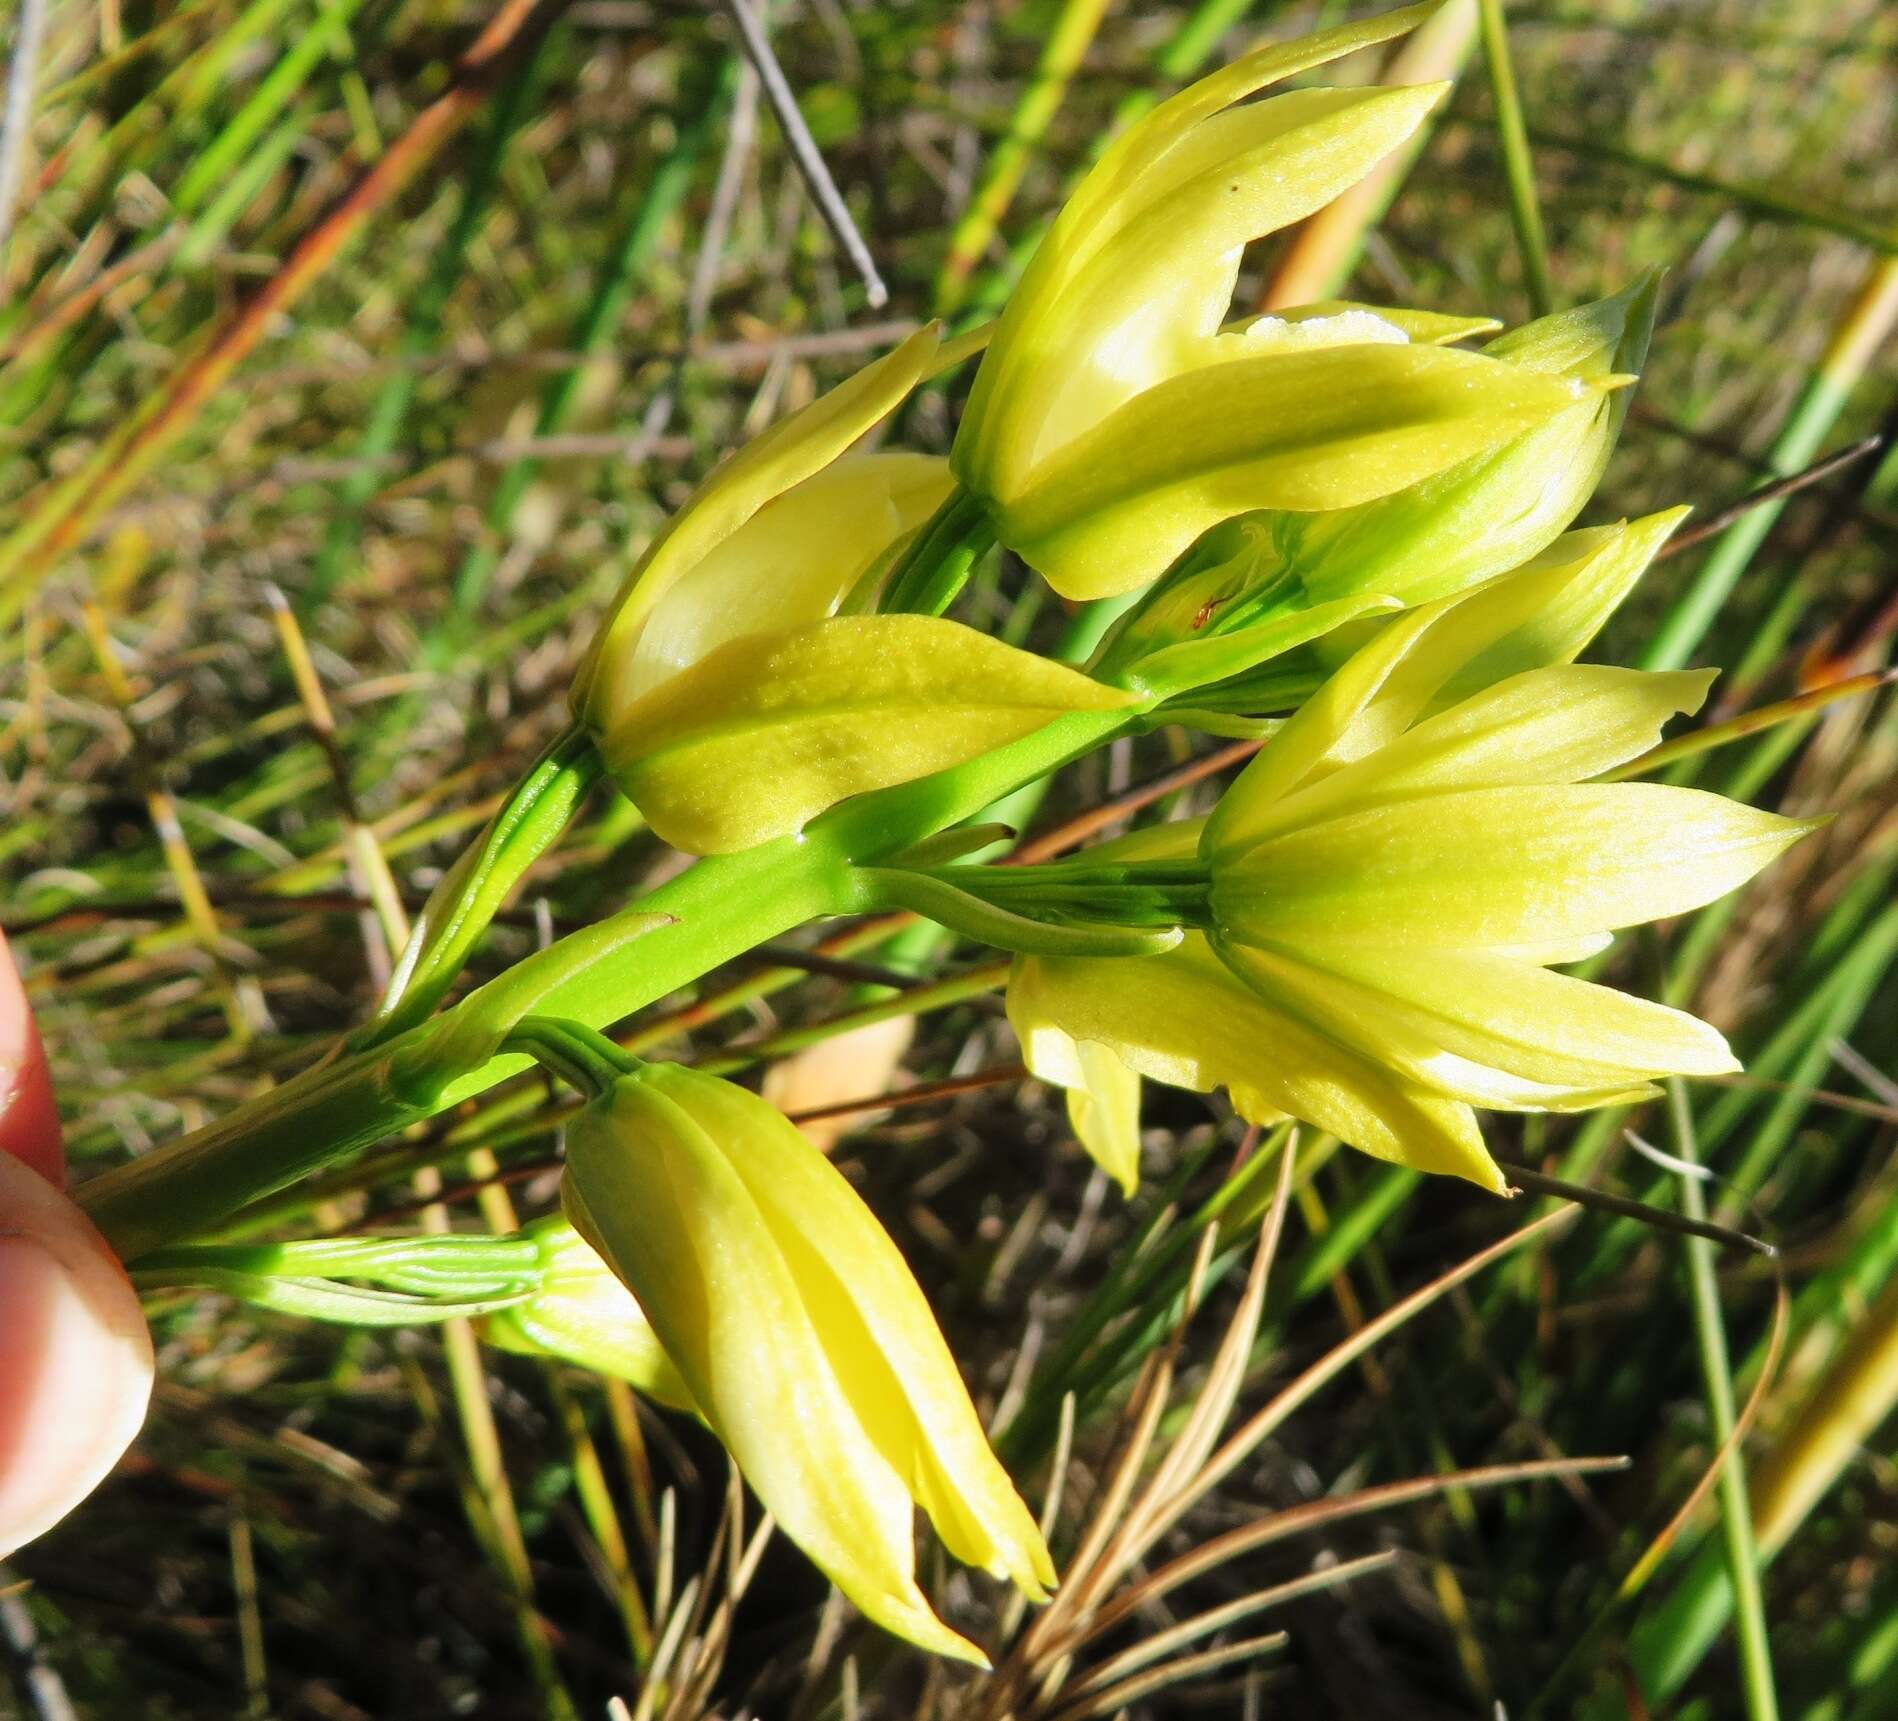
xmin=1315 ymin=944 xmax=1738 ymax=1081
xmin=1065 ymin=1043 xmax=1144 ymax=1196
xmin=573 ymin=325 xmax=941 ymax=715
xmin=563 ymin=1080 xmax=983 ymax=1662
xmin=1215 ymin=936 xmax=1724 ymax=1098
xmin=1002 ymin=344 xmax=1594 ymax=599
xmin=1202 ymin=508 xmax=1693 ymax=858
xmin=1269 ymin=275 xmax=1661 ymax=613
xmin=615 ymin=452 xmax=951 ymax=704
xmin=1010 ymin=939 xmax=1504 ymax=1189
xmin=1008 ymin=988 xmax=1144 ymax=1194
xmin=1222 ymin=664 xmax=1714 ymax=849
xmin=980 ymin=85 xmax=1446 ymax=483
xmin=601 ymin=615 xmax=1137 ymax=853
xmin=1240 ymin=301 xmax=1501 ymax=347
xmin=675 ymin=1071 xmax=1054 ymax=1598
xmin=1052 ymin=1 xmax=1444 ymax=272
xmin=1214 ymin=783 xmax=1818 ymax=949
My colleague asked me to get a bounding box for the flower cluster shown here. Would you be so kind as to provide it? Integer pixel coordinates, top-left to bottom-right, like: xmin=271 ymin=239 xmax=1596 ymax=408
xmin=567 ymin=7 xmax=1624 ymax=856
xmin=442 ymin=0 xmax=1817 ymax=1669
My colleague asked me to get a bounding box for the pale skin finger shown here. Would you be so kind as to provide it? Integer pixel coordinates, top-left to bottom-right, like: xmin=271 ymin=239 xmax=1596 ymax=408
xmin=0 ymin=936 xmax=62 ymax=1188
xmin=0 ymin=937 xmax=155 ymax=1557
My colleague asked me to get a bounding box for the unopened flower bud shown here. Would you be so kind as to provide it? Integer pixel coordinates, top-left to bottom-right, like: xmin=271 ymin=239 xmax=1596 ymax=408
xmin=562 ymin=1063 xmax=1054 ymax=1661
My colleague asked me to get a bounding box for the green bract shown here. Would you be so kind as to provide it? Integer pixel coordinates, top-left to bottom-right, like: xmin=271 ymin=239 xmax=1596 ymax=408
xmin=602 ymin=614 xmax=1138 ymax=854
xmin=571 ymin=324 xmax=944 ymax=716
xmin=479 ymin=1218 xmax=696 ymax=1413
xmin=573 ymin=321 xmax=1145 ymax=854
xmin=1268 ymin=275 xmax=1660 ymax=613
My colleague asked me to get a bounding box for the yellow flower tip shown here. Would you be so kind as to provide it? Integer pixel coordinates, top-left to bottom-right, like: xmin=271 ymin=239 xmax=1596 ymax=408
xmin=867 ymin=1591 xmax=992 ymax=1668
xmin=932 ymin=320 xmax=994 ymax=375
xmin=1471 ymin=1155 xmax=1511 ymax=1198
xmin=982 ymin=1516 xmax=1058 ymax=1599
xmin=1398 ymin=1101 xmax=1507 ymax=1193
xmin=1597 ymin=371 xmax=1642 ymax=393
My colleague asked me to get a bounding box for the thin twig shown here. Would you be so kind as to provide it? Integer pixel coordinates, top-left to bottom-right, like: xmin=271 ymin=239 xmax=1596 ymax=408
xmin=717 ymin=0 xmax=887 ymax=306
xmin=1498 ymin=1160 xmax=1776 ymax=1258
xmin=778 ymin=1060 xmax=1026 ymax=1125
xmin=1655 ymin=436 xmax=1885 ymax=558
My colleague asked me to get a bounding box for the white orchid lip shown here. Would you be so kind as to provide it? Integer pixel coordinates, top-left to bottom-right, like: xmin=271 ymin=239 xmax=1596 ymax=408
xmin=1239 ymin=309 xmax=1412 ymax=350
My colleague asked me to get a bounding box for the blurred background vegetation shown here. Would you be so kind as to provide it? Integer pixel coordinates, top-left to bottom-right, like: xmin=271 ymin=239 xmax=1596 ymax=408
xmin=2 ymin=0 xmax=1896 ymax=1715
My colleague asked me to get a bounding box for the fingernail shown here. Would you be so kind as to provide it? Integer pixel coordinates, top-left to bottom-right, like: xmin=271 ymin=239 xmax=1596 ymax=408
xmin=0 ymin=1228 xmax=154 ymax=1557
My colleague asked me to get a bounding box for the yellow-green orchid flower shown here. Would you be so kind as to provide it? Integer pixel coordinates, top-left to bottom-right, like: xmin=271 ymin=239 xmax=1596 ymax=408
xmin=950 ymin=4 xmax=1602 ymax=600
xmin=573 ymin=324 xmax=1135 ymax=854
xmin=480 ymin=1217 xmax=695 ymax=1413
xmin=561 ymin=1062 xmax=1054 ymax=1663
xmin=1009 ymin=513 xmax=1818 ymax=1192
xmin=1093 ymin=279 xmax=1662 ymax=696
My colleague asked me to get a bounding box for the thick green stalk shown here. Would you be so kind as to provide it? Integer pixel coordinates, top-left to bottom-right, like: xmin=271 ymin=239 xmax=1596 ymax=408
xmin=77 ymin=706 xmax=1142 ymax=1259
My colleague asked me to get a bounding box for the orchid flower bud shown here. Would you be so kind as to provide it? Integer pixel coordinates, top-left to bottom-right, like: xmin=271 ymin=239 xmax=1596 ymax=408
xmin=480 ymin=1218 xmax=696 ymax=1413
xmin=1269 ymin=274 xmax=1661 ymax=613
xmin=1007 ymin=532 xmax=1818 ymax=1192
xmin=571 ymin=325 xmax=945 ymax=719
xmin=572 ymin=325 xmax=1134 ymax=854
xmin=950 ymin=5 xmax=1601 ymax=600
xmin=561 ymin=1063 xmax=1054 ymax=1662
xmin=1093 ymin=281 xmax=1660 ymax=697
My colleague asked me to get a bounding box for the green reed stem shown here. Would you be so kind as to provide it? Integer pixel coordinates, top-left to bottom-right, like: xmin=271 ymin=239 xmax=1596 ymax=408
xmin=1668 ymin=1079 xmax=1780 ymax=1721
xmin=1641 ymin=258 xmax=1898 ymax=673
xmin=1476 ymin=0 xmax=1554 ymax=317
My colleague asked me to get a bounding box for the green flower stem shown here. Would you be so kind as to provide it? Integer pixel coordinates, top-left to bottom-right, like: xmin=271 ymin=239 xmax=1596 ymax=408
xmin=1476 ymin=0 xmax=1554 ymax=319
xmin=1666 ymin=1078 xmax=1781 ymax=1720
xmin=855 ymin=867 xmax=1185 ymax=958
xmin=503 ymin=1016 xmax=639 ymax=1100
xmin=136 ymin=1233 xmax=543 ymax=1299
xmin=881 ymin=855 xmax=1213 ymax=932
xmin=78 ymin=704 xmax=1146 ymax=1261
xmin=132 ymin=1269 xmax=535 ymax=1326
xmin=877 ymin=484 xmax=999 ymax=617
